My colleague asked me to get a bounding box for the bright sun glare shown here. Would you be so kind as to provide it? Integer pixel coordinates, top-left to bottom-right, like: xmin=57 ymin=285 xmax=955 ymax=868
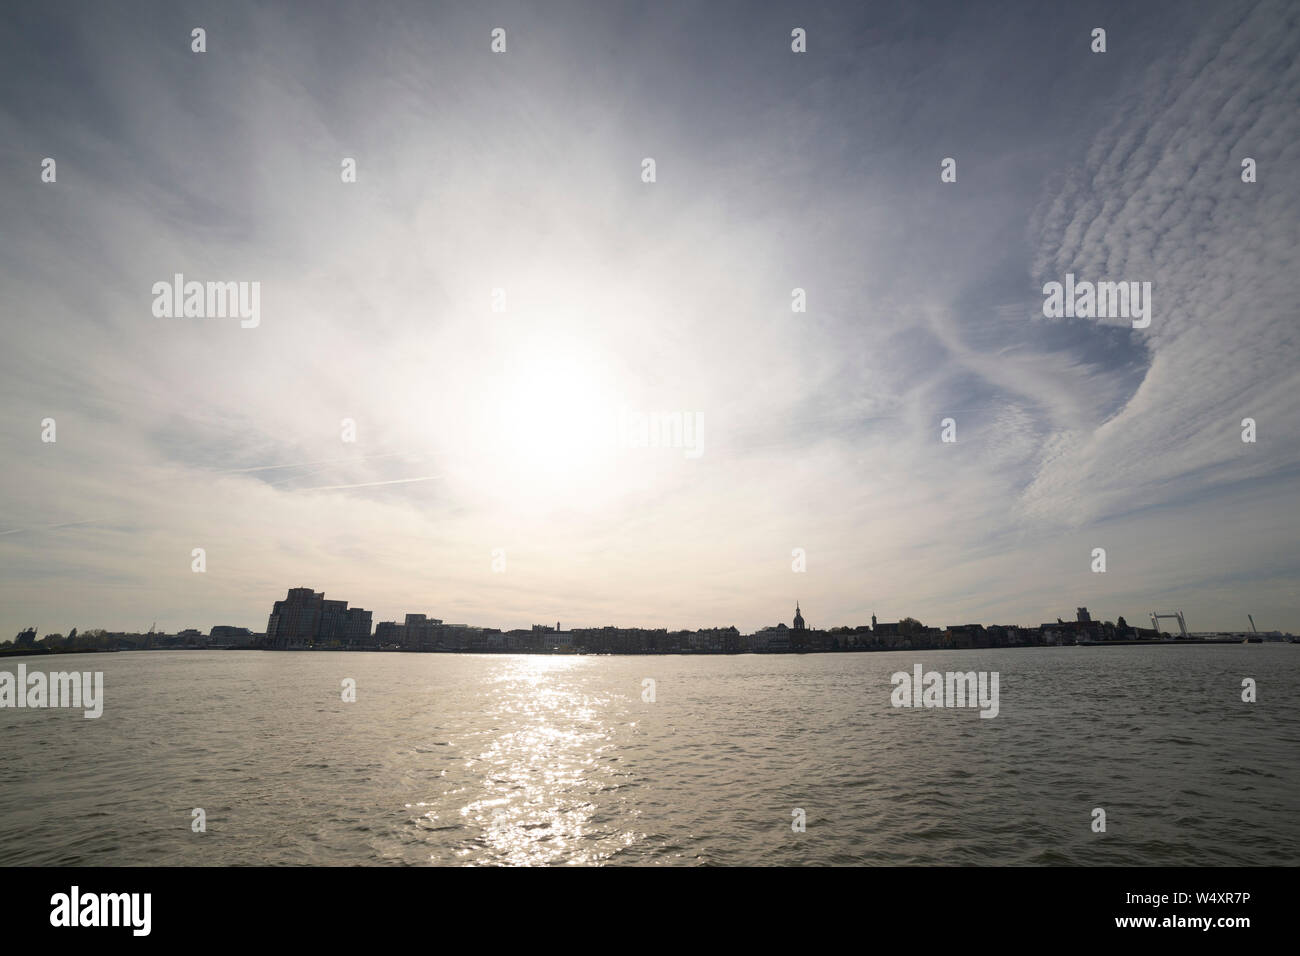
xmin=482 ymin=341 xmax=624 ymax=507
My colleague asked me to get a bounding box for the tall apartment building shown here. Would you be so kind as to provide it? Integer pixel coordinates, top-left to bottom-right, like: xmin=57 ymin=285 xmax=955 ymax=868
xmin=344 ymin=608 xmax=373 ymax=646
xmin=266 ymin=588 xmax=372 ymax=648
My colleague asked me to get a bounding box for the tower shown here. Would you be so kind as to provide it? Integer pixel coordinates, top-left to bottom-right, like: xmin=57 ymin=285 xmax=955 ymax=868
xmin=793 ymin=602 xmax=805 ymax=631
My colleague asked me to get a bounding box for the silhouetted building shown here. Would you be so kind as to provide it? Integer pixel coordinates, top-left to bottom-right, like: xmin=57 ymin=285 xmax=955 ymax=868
xmin=752 ymin=622 xmax=791 ymax=651
xmin=320 ymin=600 xmax=348 ymax=644
xmin=267 ymin=588 xmax=322 ymax=647
xmin=210 ymin=625 xmax=253 ymax=645
xmin=943 ymin=624 xmax=986 ymax=649
xmin=266 ymin=588 xmax=372 ymax=648
xmin=344 ymin=608 xmax=372 ymax=646
xmin=570 ymin=626 xmax=670 ymax=653
xmin=404 ymin=613 xmax=430 ymax=648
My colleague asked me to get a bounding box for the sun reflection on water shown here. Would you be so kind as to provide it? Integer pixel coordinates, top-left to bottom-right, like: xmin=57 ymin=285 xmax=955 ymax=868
xmin=430 ymin=656 xmax=640 ymax=865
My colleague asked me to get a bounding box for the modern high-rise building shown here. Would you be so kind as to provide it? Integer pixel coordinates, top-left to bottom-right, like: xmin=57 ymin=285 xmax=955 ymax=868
xmin=343 ymin=608 xmax=372 ymax=646
xmin=266 ymin=587 xmax=321 ymax=647
xmin=266 ymin=588 xmax=372 ymax=648
xmin=320 ymin=599 xmax=348 ymax=644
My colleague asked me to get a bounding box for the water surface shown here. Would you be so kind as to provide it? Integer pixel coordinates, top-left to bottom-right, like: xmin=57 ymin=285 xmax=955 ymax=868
xmin=1 ymin=646 xmax=1295 ymax=865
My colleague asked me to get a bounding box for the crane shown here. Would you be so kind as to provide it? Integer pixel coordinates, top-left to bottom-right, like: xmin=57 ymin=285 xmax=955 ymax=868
xmin=1150 ymin=610 xmax=1188 ymax=638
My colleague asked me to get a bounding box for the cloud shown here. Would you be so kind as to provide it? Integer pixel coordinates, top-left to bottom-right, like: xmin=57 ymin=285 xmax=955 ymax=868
xmin=1 ymin=1 xmax=1296 ymax=636
xmin=1023 ymin=0 xmax=1300 ymax=527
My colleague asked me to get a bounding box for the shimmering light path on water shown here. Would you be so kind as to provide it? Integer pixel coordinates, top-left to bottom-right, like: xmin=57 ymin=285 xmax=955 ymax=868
xmin=1 ymin=647 xmax=1295 ymax=865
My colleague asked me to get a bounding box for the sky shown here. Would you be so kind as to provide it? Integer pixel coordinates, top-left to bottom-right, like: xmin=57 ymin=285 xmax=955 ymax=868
xmin=1 ymin=0 xmax=1298 ymax=637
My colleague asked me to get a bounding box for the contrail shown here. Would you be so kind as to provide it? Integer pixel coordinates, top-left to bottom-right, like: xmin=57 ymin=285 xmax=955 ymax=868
xmin=266 ymin=465 xmax=339 ymax=487
xmin=217 ymin=452 xmax=426 ymax=474
xmin=0 ymin=517 xmax=104 ymax=536
xmin=294 ymin=475 xmax=443 ymax=492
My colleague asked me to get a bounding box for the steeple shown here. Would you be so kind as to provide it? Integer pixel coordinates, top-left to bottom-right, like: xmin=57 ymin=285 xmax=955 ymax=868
xmin=793 ymin=602 xmax=805 ymax=630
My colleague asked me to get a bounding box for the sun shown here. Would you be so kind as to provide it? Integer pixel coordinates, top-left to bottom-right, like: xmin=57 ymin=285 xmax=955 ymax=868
xmin=479 ymin=339 xmax=623 ymax=507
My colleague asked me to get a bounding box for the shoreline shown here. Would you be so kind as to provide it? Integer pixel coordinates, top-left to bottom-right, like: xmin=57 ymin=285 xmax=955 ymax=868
xmin=1 ymin=639 xmax=1292 ymax=661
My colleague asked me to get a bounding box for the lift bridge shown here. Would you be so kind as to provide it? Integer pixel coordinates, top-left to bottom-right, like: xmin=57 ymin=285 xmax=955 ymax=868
xmin=1150 ymin=610 xmax=1188 ymax=638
